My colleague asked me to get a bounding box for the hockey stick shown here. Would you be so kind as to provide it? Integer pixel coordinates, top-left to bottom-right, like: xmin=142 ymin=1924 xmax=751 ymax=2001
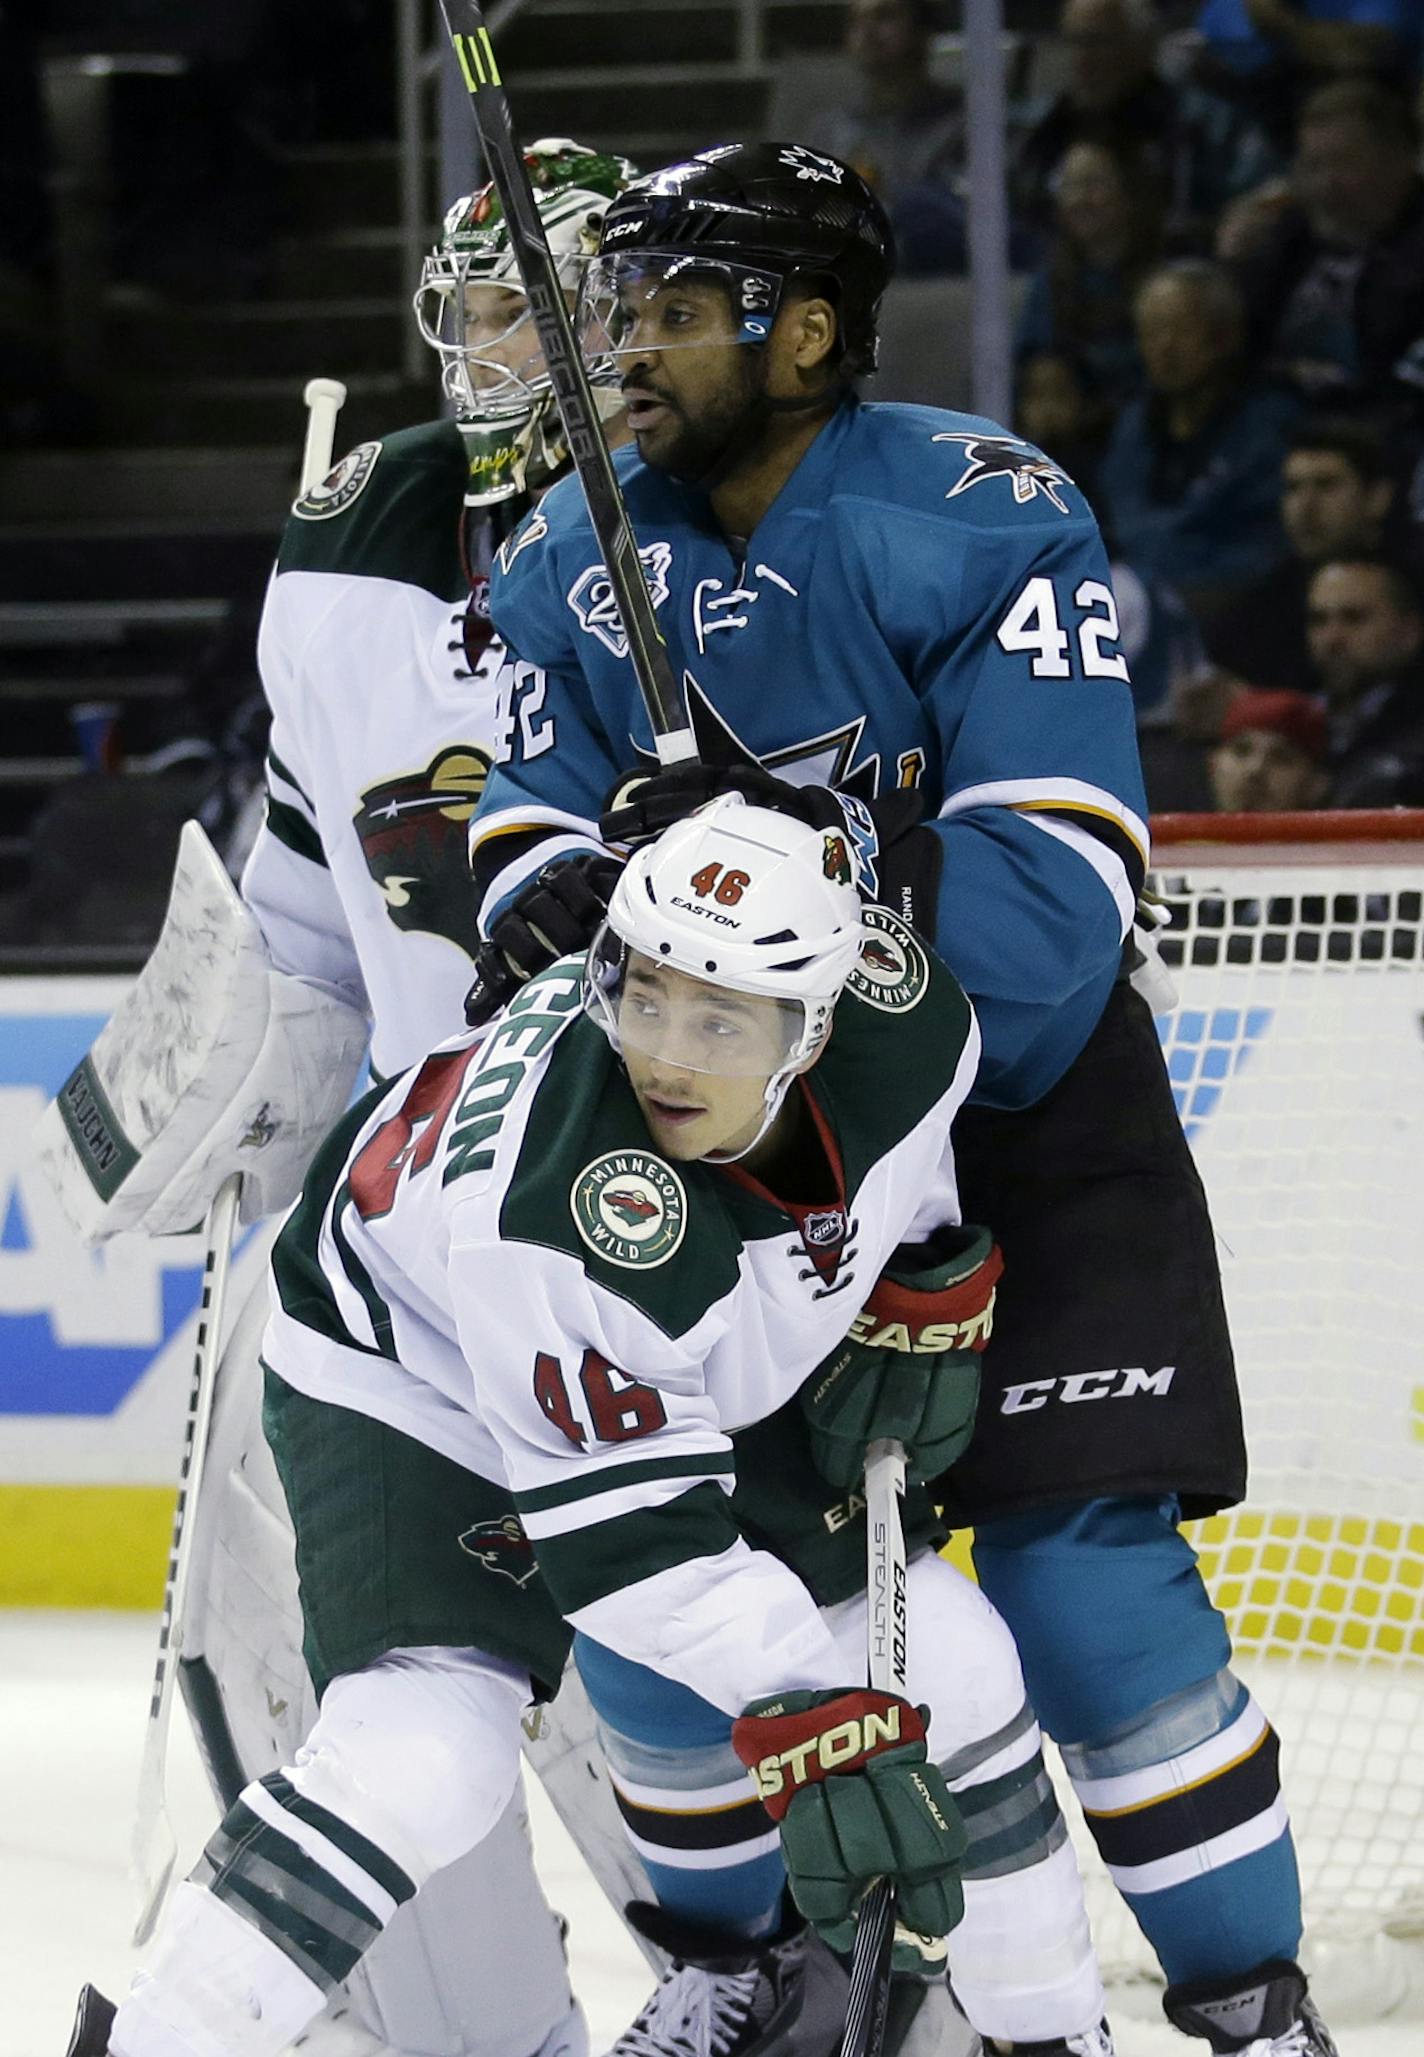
xmin=839 ymin=1437 xmax=909 ymax=2057
xmin=130 ymin=1172 xmax=242 ymax=1943
xmin=300 ymin=377 xmax=349 ymax=491
xmin=435 ymin=0 xmax=695 ymax=765
xmin=130 ymin=377 xmax=347 ymax=1945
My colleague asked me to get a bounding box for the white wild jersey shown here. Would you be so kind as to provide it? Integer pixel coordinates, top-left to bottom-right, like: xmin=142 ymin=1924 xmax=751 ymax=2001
xmin=266 ymin=927 xmax=981 ymax=1714
xmin=242 ymin=421 xmax=508 ymax=1078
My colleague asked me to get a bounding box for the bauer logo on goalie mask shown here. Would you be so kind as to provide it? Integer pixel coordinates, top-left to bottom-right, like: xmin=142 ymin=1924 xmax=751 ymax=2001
xmin=848 ymin=908 xmax=928 ymax=1014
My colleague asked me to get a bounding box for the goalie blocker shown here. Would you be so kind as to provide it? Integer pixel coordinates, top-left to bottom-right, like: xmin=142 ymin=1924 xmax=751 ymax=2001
xmin=34 ymin=821 xmax=370 ymax=1240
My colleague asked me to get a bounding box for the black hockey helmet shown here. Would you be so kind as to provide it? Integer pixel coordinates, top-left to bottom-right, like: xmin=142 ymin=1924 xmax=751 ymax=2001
xmin=591 ymin=142 xmax=895 ymax=376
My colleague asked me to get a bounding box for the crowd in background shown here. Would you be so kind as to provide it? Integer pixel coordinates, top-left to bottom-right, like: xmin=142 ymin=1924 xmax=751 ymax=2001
xmin=4 ymin=0 xmax=1424 ymax=901
xmin=814 ymin=0 xmax=1424 ymax=813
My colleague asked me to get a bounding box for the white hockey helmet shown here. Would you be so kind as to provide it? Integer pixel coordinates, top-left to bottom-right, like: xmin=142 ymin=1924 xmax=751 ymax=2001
xmin=413 ymin=140 xmax=636 ymax=503
xmin=586 ymin=795 xmax=865 ymax=1155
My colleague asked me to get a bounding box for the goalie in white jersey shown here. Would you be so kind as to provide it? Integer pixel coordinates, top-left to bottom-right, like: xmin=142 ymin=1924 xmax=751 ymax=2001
xmin=36 ymin=142 xmax=640 ymax=2057
xmin=66 ymin=800 xmax=1111 ymax=2057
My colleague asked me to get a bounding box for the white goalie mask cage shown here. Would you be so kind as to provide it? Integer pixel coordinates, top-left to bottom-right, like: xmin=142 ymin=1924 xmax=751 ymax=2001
xmin=414 ymin=140 xmax=636 ymax=426
xmin=586 ymin=795 xmax=865 ymax=1155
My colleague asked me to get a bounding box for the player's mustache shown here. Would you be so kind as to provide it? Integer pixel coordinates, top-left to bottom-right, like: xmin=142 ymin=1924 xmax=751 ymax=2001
xmin=619 ymin=378 xmax=680 ymax=413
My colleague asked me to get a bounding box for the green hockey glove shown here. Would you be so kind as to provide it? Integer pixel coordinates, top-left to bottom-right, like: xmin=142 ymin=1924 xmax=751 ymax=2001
xmin=801 ymin=1227 xmax=1002 ymax=1489
xmin=731 ymin=1687 xmax=966 ymax=1966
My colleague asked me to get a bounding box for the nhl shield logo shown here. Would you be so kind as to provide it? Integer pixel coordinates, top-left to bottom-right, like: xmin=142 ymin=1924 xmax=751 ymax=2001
xmin=292 ymin=440 xmax=381 ymax=521
xmin=458 ymin=1515 xmax=541 ymax=1587
xmin=572 ymin=1150 xmax=687 ymax=1269
xmin=849 ymin=908 xmax=929 ymax=1014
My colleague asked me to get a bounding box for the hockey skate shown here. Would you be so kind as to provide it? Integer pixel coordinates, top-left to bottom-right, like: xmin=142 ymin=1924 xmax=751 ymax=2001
xmin=600 ymin=1903 xmax=848 ymax=2057
xmin=1164 ymin=1960 xmax=1339 ymax=2056
xmin=63 ymin=1987 xmax=114 ymax=2057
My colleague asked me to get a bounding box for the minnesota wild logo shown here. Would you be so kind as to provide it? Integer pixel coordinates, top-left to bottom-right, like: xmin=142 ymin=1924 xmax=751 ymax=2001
xmin=354 ymin=744 xmax=492 ymax=956
xmin=848 ymin=907 xmax=929 ymax=1014
xmin=572 ymin=1150 xmax=687 ymax=1269
xmin=822 ymin=833 xmax=853 ymax=886
xmin=458 ymin=1515 xmax=540 ymax=1587
xmin=292 ymin=440 xmax=381 ymax=521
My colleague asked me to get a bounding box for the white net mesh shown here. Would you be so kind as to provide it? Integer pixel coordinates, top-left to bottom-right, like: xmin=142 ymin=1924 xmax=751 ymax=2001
xmin=1065 ymin=847 xmax=1424 ymax=2021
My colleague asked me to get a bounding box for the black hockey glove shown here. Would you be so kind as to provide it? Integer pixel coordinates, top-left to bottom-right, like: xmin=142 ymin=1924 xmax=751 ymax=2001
xmin=464 ymin=851 xmax=622 ymax=1027
xmin=599 ymin=760 xmax=817 ymax=847
xmin=599 ymin=763 xmax=943 ymax=932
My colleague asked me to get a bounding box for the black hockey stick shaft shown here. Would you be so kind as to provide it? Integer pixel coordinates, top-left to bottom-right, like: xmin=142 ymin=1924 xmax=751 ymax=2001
xmin=437 ymin=1 xmax=695 ymax=764
xmin=839 ymin=1439 xmax=910 ymax=2057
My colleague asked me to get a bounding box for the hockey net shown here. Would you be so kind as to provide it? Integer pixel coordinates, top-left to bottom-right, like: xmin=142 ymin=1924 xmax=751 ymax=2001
xmin=1065 ymin=811 xmax=1424 ymax=2024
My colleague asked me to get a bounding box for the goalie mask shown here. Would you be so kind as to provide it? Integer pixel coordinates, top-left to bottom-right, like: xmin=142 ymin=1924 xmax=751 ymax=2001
xmin=586 ymin=795 xmax=865 ymax=1162
xmin=414 ymin=139 xmax=637 ymax=505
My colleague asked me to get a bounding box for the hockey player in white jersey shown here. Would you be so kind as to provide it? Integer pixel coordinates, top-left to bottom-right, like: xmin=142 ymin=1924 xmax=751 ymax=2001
xmin=37 ymin=141 xmax=640 ymax=2057
xmin=63 ymin=798 xmax=1112 ymax=2057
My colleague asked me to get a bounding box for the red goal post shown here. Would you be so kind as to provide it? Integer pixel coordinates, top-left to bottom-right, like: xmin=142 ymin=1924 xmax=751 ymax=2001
xmin=1067 ymin=809 xmax=1424 ymax=2018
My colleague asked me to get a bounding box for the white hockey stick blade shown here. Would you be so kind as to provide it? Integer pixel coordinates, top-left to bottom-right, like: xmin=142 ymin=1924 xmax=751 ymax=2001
xmin=130 ymin=1171 xmax=242 ymax=1945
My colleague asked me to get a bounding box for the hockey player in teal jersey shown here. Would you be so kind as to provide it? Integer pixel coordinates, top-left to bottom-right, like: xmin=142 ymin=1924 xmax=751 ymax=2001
xmin=464 ymin=145 xmax=1337 ymax=2057
xmin=61 ymin=801 xmax=1111 ymax=2057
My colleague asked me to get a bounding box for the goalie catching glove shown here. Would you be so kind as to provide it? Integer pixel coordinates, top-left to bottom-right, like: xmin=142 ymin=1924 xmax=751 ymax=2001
xmin=731 ymin=1688 xmax=966 ymax=1969
xmin=802 ymin=1227 xmax=1003 ymax=1489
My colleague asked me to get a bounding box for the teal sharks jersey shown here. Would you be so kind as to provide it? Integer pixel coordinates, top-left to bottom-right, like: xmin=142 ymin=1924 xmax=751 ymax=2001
xmin=471 ymin=396 xmax=1150 ymax=1109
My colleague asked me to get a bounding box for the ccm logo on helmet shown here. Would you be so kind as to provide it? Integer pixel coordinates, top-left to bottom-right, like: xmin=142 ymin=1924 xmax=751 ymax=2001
xmin=745 ymin=1706 xmax=903 ymax=1804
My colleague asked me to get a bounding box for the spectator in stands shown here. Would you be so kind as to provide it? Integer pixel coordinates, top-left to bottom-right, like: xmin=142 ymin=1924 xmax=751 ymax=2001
xmin=1013 ymin=0 xmax=1279 ymax=250
xmin=1015 ymin=347 xmax=1111 ymax=493
xmin=800 ymin=0 xmax=971 ymax=275
xmin=1306 ymin=553 xmax=1424 ymax=801
xmin=1231 ymin=80 xmax=1424 ymax=427
xmin=1209 ymin=685 xmax=1330 ymax=810
xmin=1206 ymin=414 xmax=1397 ymax=689
xmin=1096 ymin=259 xmax=1300 ymax=617
xmin=1014 ymin=138 xmax=1163 ymax=397
xmin=1194 ymin=0 xmax=1421 ymax=122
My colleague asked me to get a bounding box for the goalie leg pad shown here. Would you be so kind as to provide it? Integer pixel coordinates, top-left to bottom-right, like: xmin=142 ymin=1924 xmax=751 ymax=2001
xmin=33 ymin=818 xmax=369 ymax=1238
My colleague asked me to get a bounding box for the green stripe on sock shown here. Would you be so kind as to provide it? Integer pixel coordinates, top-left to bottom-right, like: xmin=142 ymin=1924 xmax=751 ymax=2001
xmin=261 ymin=1774 xmax=415 ymax=1909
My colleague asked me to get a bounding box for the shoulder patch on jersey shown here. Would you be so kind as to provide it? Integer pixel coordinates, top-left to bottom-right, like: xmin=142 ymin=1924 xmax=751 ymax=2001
xmin=292 ymin=439 xmax=382 ymax=521
xmin=931 ymin=432 xmax=1072 ymax=517
xmin=571 ymin=1149 xmax=687 ymax=1269
xmin=354 ymin=744 xmax=492 ymax=958
xmin=567 ymin=541 xmax=674 ymax=658
xmin=848 ymin=907 xmax=929 ymax=1014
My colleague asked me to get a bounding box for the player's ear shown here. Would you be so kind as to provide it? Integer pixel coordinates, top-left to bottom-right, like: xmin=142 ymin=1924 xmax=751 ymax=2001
xmin=790 ymin=295 xmax=838 ymax=374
